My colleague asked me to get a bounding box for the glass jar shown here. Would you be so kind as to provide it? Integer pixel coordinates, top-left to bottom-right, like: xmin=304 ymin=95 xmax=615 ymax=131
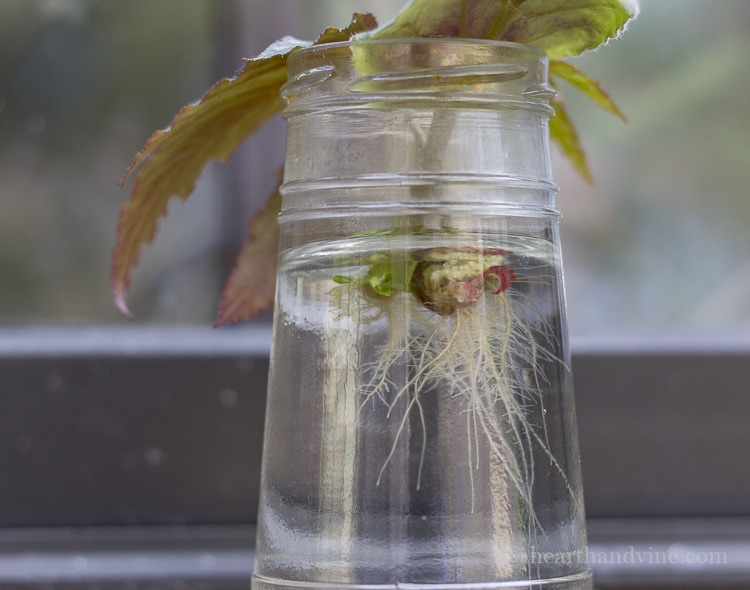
xmin=253 ymin=39 xmax=591 ymax=590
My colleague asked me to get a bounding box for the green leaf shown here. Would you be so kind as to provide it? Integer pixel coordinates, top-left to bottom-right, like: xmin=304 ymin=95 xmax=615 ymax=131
xmin=550 ymin=60 xmax=625 ymax=120
xmin=214 ymin=178 xmax=282 ymax=327
xmin=549 ymin=60 xmax=625 ymax=121
xmin=333 ymin=275 xmax=358 ymax=285
xmin=368 ymin=268 xmax=394 ymax=296
xmin=367 ymin=0 xmax=639 ymax=59
xmin=546 ymin=59 xmax=627 ymax=182
xmin=364 ymin=0 xmax=494 ymax=39
xmin=549 ymin=89 xmax=592 ymax=183
xmin=112 ymin=13 xmax=378 ymax=318
xmin=499 ymin=0 xmax=639 ymax=59
xmin=366 ymin=0 xmax=636 ymax=184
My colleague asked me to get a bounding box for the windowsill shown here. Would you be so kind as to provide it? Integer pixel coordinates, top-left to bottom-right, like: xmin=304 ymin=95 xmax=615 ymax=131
xmin=1 ymin=326 xmax=747 ymax=586
xmin=0 ymin=518 xmax=748 ymax=588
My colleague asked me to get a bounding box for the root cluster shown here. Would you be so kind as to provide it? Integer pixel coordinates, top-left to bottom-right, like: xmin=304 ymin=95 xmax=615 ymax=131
xmin=359 ymin=286 xmax=564 ymax=518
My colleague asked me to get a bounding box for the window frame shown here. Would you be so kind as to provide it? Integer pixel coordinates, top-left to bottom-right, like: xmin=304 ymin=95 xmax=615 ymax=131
xmin=1 ymin=326 xmax=749 ymax=587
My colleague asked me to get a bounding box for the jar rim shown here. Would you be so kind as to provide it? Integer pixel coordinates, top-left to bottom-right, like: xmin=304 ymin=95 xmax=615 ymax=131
xmin=292 ymin=37 xmax=549 ymax=60
xmin=283 ymin=36 xmax=553 ymax=114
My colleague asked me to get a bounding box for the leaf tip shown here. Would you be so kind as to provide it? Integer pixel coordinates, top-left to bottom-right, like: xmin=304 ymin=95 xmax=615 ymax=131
xmin=213 ymin=308 xmax=263 ymax=330
xmin=213 ymin=295 xmax=238 ymax=328
xmin=580 ymin=164 xmax=595 ymax=186
xmin=213 ymin=289 xmax=274 ymax=328
xmin=112 ymin=284 xmax=135 ymax=320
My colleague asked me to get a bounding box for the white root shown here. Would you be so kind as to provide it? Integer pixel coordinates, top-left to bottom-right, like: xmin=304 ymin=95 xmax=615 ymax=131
xmin=358 ymin=284 xmax=571 ymax=528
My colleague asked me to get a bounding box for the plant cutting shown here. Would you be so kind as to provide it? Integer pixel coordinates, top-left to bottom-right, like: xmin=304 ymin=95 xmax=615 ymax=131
xmin=113 ymin=1 xmax=638 ymax=588
xmin=112 ymin=0 xmax=637 ymax=326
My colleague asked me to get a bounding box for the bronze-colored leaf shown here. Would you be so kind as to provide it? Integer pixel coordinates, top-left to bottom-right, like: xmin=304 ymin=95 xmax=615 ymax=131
xmin=112 ymin=14 xmax=378 ymax=318
xmin=112 ymin=55 xmax=287 ymax=317
xmin=214 ymin=178 xmax=282 ymax=327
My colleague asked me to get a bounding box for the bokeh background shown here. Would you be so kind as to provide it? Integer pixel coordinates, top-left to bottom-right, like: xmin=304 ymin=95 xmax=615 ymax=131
xmin=1 ymin=0 xmax=748 ymax=334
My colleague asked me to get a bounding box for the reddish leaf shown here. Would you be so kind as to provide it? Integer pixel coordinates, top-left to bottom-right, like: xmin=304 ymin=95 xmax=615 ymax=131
xmin=112 ymin=14 xmax=378 ymax=318
xmin=214 ymin=178 xmax=282 ymax=327
xmin=112 ymin=56 xmax=287 ymax=317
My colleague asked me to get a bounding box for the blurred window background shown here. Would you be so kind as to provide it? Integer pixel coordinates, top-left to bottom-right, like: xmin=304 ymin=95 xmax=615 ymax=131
xmin=1 ymin=0 xmax=748 ymax=335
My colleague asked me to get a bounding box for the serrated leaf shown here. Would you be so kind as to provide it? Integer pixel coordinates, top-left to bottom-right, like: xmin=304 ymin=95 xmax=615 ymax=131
xmin=214 ymin=179 xmax=282 ymax=327
xmin=114 ymin=2 xmax=637 ymax=325
xmin=112 ymin=56 xmax=287 ymax=317
xmin=500 ymin=0 xmax=639 ymax=59
xmin=112 ymin=13 xmax=378 ymax=318
xmin=549 ymin=90 xmax=592 ymax=183
xmin=547 ymin=59 xmax=626 ymax=181
xmin=368 ymin=0 xmax=638 ymax=60
xmin=550 ymin=60 xmax=625 ymax=120
xmin=366 ymin=0 xmax=635 ymax=183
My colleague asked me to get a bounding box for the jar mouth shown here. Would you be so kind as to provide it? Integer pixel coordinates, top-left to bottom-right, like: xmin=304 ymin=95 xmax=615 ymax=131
xmin=282 ymin=38 xmax=554 ymax=115
xmin=294 ymin=37 xmax=549 ymax=58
